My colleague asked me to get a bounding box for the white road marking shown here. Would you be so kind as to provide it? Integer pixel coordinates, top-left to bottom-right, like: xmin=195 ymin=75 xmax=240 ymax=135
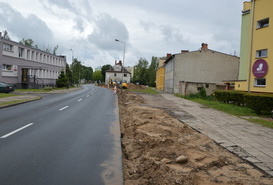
xmin=59 ymin=106 xmax=69 ymax=111
xmin=86 ymin=95 xmax=90 ymax=97
xmin=1 ymin=123 xmax=34 ymax=139
xmin=77 ymin=99 xmax=82 ymax=102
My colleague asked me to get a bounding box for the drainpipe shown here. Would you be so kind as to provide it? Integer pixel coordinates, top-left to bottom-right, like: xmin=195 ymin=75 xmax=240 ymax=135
xmin=247 ymin=0 xmax=255 ymax=93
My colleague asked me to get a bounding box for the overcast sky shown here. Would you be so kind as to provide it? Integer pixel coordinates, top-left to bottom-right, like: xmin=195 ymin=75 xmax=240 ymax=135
xmin=0 ymin=0 xmax=247 ymax=69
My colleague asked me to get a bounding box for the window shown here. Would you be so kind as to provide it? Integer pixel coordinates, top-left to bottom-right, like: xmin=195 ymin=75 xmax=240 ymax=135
xmin=124 ymin=74 xmax=127 ymax=77
xmin=18 ymin=47 xmax=24 ymax=57
xmin=257 ymin=18 xmax=269 ymax=28
xmin=114 ymin=73 xmax=117 ymax=76
xmin=2 ymin=64 xmax=12 ymax=71
xmin=3 ymin=43 xmax=13 ymax=51
xmin=255 ymin=78 xmax=266 ymax=86
xmin=256 ymin=49 xmax=267 ymax=58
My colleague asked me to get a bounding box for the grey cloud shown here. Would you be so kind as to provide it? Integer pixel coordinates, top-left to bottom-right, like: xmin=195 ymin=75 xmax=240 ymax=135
xmin=41 ymin=0 xmax=92 ymax=18
xmin=73 ymin=18 xmax=85 ymax=32
xmin=160 ymin=25 xmax=185 ymax=44
xmin=88 ymin=14 xmax=129 ymax=51
xmin=0 ymin=3 xmax=54 ymax=48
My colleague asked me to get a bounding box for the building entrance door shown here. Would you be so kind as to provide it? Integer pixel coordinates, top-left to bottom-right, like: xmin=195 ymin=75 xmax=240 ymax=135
xmin=22 ymin=68 xmax=28 ymax=83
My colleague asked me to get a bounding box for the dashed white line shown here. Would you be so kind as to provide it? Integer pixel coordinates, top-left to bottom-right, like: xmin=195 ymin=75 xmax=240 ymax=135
xmin=59 ymin=106 xmax=69 ymax=111
xmin=86 ymin=95 xmax=90 ymax=97
xmin=1 ymin=123 xmax=34 ymax=139
xmin=77 ymin=99 xmax=82 ymax=102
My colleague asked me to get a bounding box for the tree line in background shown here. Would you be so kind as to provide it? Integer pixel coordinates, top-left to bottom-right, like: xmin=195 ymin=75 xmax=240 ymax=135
xmin=2 ymin=30 xmax=159 ymax=88
xmin=57 ymin=56 xmax=158 ymax=88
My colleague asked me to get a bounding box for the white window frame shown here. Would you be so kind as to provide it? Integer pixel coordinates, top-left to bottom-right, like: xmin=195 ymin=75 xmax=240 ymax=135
xmin=254 ymin=78 xmax=266 ymax=87
xmin=3 ymin=43 xmax=13 ymax=51
xmin=257 ymin=18 xmax=269 ymax=29
xmin=2 ymin=64 xmax=13 ymax=71
xmin=256 ymin=49 xmax=268 ymax=58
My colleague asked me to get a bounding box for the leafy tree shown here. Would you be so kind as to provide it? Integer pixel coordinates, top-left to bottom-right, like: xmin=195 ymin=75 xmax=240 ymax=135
xmin=70 ymin=58 xmax=81 ymax=84
xmin=53 ymin=45 xmax=59 ymax=55
xmin=147 ymin=56 xmax=158 ymax=87
xmin=132 ymin=57 xmax=158 ymax=86
xmin=2 ymin=30 xmax=10 ymax=40
xmin=93 ymin=70 xmax=103 ymax=82
xmin=132 ymin=58 xmax=149 ymax=85
xmin=101 ymin=64 xmax=112 ymax=82
xmin=82 ymin=66 xmax=93 ymax=82
xmin=65 ymin=63 xmax=73 ymax=85
xmin=56 ymin=71 xmax=68 ymax=88
xmin=19 ymin=38 xmax=34 ymax=46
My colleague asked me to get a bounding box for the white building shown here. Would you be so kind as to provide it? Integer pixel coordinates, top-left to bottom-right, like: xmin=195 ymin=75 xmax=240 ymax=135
xmin=105 ymin=60 xmax=131 ymax=84
xmin=0 ymin=32 xmax=66 ymax=88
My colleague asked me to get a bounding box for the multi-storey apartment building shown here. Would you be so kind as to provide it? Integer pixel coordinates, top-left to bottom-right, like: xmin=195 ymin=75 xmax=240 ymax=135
xmin=235 ymin=0 xmax=273 ymax=93
xmin=0 ymin=32 xmax=66 ymax=88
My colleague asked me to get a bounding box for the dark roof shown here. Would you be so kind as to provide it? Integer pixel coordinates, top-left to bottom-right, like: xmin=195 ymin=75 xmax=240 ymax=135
xmin=106 ymin=66 xmax=131 ymax=74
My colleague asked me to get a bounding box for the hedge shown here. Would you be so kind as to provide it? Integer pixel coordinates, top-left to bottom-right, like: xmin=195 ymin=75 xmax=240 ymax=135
xmin=244 ymin=93 xmax=273 ymax=114
xmin=215 ymin=90 xmax=273 ymax=114
xmin=214 ymin=90 xmax=246 ymax=105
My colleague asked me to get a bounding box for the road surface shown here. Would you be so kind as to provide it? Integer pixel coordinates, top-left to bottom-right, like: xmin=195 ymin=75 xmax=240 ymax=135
xmin=0 ymin=84 xmax=123 ymax=185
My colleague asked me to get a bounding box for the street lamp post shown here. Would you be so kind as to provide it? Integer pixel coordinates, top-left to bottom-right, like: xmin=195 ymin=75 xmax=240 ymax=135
xmin=70 ymin=49 xmax=74 ymax=84
xmin=115 ymin=39 xmax=125 ymax=84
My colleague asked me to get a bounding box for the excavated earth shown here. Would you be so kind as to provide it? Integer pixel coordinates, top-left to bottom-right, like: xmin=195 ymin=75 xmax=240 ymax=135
xmin=117 ymin=87 xmax=273 ymax=185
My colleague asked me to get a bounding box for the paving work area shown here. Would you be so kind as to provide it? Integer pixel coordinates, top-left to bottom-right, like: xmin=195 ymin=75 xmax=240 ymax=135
xmin=119 ymin=88 xmax=273 ymax=184
xmin=142 ymin=93 xmax=273 ymax=177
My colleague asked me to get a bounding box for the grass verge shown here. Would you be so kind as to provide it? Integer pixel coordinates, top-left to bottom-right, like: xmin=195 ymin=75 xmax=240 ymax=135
xmin=175 ymin=94 xmax=273 ymax=129
xmin=0 ymin=93 xmax=18 ymax=98
xmin=126 ymin=87 xmax=158 ymax=94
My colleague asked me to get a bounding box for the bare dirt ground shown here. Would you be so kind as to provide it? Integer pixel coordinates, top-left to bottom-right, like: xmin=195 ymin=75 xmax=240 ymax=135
xmin=118 ymin=85 xmax=273 ymax=185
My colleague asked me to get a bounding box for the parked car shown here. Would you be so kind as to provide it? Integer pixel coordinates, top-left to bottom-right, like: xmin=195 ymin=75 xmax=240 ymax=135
xmin=0 ymin=82 xmax=14 ymax=93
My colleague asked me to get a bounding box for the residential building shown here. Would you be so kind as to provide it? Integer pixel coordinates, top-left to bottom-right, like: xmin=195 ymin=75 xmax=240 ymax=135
xmin=234 ymin=0 xmax=273 ymax=93
xmin=0 ymin=32 xmax=66 ymax=88
xmin=164 ymin=43 xmax=239 ymax=95
xmin=105 ymin=60 xmax=131 ymax=84
xmin=156 ymin=56 xmax=167 ymax=91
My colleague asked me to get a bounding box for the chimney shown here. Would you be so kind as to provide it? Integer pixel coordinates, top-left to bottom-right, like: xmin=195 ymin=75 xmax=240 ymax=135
xmin=201 ymin=43 xmax=208 ymax=50
xmin=166 ymin=53 xmax=172 ymax=58
xmin=181 ymin=50 xmax=189 ymax=53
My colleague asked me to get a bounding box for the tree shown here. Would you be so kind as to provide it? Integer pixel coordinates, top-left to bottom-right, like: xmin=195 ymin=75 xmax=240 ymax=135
xmin=2 ymin=30 xmax=10 ymax=40
xmin=53 ymin=45 xmax=59 ymax=55
xmin=56 ymin=71 xmax=68 ymax=88
xmin=147 ymin=56 xmax=158 ymax=87
xmin=19 ymin=38 xmax=34 ymax=47
xmin=93 ymin=70 xmax=103 ymax=82
xmin=65 ymin=63 xmax=73 ymax=85
xmin=82 ymin=66 xmax=93 ymax=83
xmin=132 ymin=58 xmax=149 ymax=85
xmin=70 ymin=58 xmax=82 ymax=84
xmin=101 ymin=64 xmax=112 ymax=82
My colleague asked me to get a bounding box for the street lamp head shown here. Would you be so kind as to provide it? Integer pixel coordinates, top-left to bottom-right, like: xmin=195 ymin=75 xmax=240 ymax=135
xmin=115 ymin=39 xmax=119 ymax=42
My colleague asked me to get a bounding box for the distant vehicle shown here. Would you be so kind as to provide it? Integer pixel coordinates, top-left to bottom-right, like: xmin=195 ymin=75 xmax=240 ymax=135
xmin=0 ymin=82 xmax=14 ymax=93
xmin=121 ymin=83 xmax=128 ymax=89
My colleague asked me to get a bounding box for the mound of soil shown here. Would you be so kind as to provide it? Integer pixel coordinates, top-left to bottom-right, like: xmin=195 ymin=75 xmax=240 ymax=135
xmin=126 ymin=83 xmax=148 ymax=90
xmin=118 ymin=91 xmax=273 ymax=185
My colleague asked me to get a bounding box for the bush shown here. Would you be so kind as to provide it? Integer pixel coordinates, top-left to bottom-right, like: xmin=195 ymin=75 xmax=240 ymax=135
xmin=56 ymin=71 xmax=68 ymax=88
xmin=244 ymin=93 xmax=273 ymax=114
xmin=214 ymin=90 xmax=246 ymax=105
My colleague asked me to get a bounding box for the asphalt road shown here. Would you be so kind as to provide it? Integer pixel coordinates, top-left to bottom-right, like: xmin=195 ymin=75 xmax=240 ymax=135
xmin=0 ymin=84 xmax=123 ymax=185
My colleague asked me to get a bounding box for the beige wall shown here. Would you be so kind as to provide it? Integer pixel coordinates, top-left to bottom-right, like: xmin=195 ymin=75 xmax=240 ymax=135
xmin=172 ymin=50 xmax=239 ymax=93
